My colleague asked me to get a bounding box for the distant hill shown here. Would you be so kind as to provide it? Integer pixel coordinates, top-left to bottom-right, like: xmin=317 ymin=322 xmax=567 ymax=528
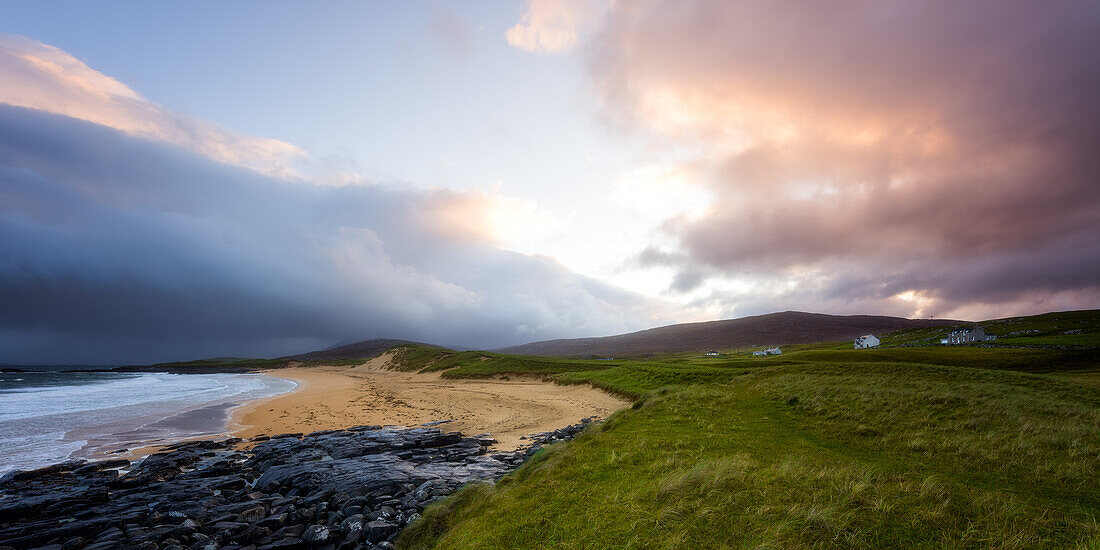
xmin=497 ymin=311 xmax=963 ymax=357
xmin=118 ymin=338 xmax=439 ymax=373
xmin=284 ymin=338 xmax=442 ymax=362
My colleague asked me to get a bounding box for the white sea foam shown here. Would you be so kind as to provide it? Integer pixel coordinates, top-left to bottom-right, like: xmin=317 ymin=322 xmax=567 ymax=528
xmin=0 ymin=372 xmax=296 ymax=474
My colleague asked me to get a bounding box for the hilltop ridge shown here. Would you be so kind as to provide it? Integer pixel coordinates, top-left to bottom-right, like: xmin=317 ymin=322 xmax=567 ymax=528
xmin=284 ymin=338 xmax=442 ymax=362
xmin=497 ymin=311 xmax=962 ymax=356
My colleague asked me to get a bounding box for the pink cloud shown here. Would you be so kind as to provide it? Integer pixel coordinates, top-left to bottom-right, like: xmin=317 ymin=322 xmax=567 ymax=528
xmin=507 ymin=0 xmax=601 ymax=53
xmin=588 ymin=0 xmax=1100 ymax=318
xmin=0 ymin=33 xmax=304 ymax=177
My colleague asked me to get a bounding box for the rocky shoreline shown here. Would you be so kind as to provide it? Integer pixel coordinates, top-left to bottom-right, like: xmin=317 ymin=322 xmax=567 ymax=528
xmin=0 ymin=419 xmax=597 ymax=550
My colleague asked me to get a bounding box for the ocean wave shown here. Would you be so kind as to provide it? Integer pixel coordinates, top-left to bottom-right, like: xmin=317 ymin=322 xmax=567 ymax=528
xmin=0 ymin=373 xmax=271 ymax=421
xmin=0 ymin=373 xmax=295 ymax=473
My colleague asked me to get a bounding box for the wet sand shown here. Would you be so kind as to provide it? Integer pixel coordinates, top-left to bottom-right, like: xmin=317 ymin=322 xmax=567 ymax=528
xmin=70 ymin=402 xmax=241 ymax=459
xmin=63 ymin=375 xmax=297 ymax=462
xmin=230 ymin=353 xmax=629 ymax=450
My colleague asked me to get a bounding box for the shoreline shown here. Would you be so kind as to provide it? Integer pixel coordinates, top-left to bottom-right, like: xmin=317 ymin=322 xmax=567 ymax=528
xmin=4 ymin=360 xmax=625 ymax=473
xmin=228 ymin=356 xmax=628 ymax=451
xmin=69 ymin=375 xmax=298 ymax=464
xmin=55 ymin=373 xmax=297 ymax=467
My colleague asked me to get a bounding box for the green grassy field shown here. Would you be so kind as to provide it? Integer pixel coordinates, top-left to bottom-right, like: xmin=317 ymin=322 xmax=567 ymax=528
xmin=392 ymin=311 xmax=1100 ymax=549
xmin=881 ymin=309 xmax=1100 ymax=348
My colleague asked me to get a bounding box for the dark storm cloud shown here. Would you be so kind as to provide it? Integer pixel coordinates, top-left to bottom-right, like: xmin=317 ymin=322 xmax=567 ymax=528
xmin=590 ymin=0 xmax=1100 ymax=317
xmin=0 ymin=105 xmax=661 ymax=364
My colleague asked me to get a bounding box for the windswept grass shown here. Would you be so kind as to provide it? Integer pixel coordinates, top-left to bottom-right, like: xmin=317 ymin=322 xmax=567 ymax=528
xmin=394 ymin=332 xmax=1100 ymax=548
xmin=780 ymin=347 xmax=1100 ymax=373
xmin=881 ymin=309 xmax=1100 ymax=348
xmin=389 ymin=345 xmax=619 ymax=377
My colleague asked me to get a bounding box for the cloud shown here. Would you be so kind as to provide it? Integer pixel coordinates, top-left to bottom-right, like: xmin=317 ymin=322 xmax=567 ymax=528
xmin=610 ymin=164 xmax=711 ymax=220
xmin=0 ymin=35 xmax=670 ymax=364
xmin=588 ymin=0 xmax=1100 ymax=319
xmin=506 ymin=0 xmax=599 ymax=53
xmin=0 ymin=33 xmax=303 ymax=177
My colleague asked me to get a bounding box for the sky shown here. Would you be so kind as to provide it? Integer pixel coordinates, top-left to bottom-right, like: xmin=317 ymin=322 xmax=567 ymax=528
xmin=1 ymin=0 xmax=1098 ymax=364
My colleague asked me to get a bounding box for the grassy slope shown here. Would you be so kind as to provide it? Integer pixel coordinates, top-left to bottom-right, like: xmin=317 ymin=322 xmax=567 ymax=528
xmin=882 ymin=309 xmax=1100 ymax=348
xmin=394 ymin=313 xmax=1100 ymax=549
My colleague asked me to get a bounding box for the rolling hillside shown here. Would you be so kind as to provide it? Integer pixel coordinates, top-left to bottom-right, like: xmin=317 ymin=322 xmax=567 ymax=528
xmin=285 ymin=338 xmax=441 ymax=361
xmin=498 ymin=311 xmax=962 ymax=356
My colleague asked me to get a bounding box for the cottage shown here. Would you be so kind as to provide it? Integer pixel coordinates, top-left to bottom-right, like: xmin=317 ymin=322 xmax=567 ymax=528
xmin=945 ymin=326 xmax=993 ymax=344
xmin=753 ymin=347 xmax=782 ymax=356
xmin=703 ymin=350 xmax=720 ymax=357
xmin=854 ymin=334 xmax=880 ymax=349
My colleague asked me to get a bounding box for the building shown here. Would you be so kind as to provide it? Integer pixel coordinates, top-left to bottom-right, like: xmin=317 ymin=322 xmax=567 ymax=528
xmin=753 ymin=347 xmax=782 ymax=356
xmin=945 ymin=326 xmax=994 ymax=344
xmin=703 ymin=350 xmax=720 ymax=357
xmin=854 ymin=334 xmax=880 ymax=349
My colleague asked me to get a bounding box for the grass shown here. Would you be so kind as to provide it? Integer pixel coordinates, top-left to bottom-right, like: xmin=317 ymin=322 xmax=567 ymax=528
xmin=881 ymin=309 xmax=1100 ymax=348
xmin=389 ymin=345 xmax=621 ymax=378
xmin=393 ymin=312 xmax=1100 ymax=549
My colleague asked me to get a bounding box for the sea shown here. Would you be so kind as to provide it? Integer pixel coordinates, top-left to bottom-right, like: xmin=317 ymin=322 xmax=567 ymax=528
xmin=0 ymin=368 xmax=297 ymax=474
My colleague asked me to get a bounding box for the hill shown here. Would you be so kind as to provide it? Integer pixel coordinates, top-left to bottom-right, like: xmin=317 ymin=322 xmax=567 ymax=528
xmin=498 ymin=311 xmax=962 ymax=356
xmin=284 ymin=338 xmax=442 ymax=362
xmin=118 ymin=338 xmax=438 ymax=372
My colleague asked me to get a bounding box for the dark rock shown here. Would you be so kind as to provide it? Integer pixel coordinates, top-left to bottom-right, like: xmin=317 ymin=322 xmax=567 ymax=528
xmin=258 ymin=512 xmax=288 ymax=530
xmin=211 ymin=521 xmax=248 ymax=536
xmin=267 ymin=538 xmax=302 ymax=550
xmin=210 ymin=513 xmax=239 ymax=525
xmin=82 ymin=543 xmax=122 ymax=550
xmin=272 ymin=524 xmax=304 ymax=539
xmin=364 ymin=521 xmax=397 ymax=543
xmin=94 ymin=527 xmax=125 ymax=542
xmin=239 ymin=506 xmax=266 ymax=523
xmin=61 ymin=538 xmax=85 ymax=550
xmin=74 ymin=459 xmax=131 ymax=476
xmin=234 ymin=524 xmax=271 ymax=544
xmin=300 ymin=525 xmax=330 ymax=546
xmin=342 ymin=527 xmax=362 ymax=544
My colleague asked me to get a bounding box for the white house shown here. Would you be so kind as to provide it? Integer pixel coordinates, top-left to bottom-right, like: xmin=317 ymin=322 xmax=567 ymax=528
xmin=945 ymin=326 xmax=993 ymax=344
xmin=703 ymin=350 xmax=720 ymax=357
xmin=854 ymin=334 xmax=880 ymax=349
xmin=753 ymin=347 xmax=782 ymax=356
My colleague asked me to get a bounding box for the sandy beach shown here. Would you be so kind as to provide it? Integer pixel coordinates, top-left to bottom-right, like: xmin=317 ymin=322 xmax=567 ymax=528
xmin=229 ymin=353 xmax=628 ymax=450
